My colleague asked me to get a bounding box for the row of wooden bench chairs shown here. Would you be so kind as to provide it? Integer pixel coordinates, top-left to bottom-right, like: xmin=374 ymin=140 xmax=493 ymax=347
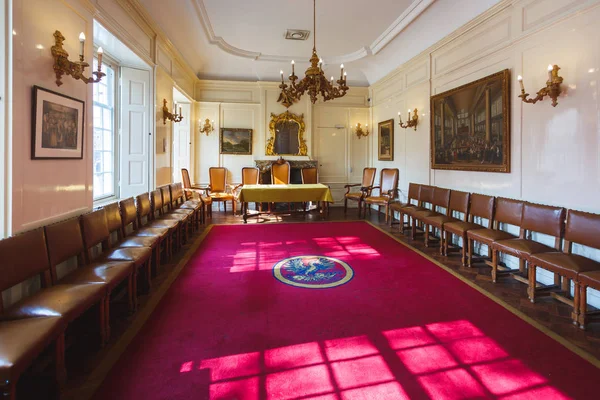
xmin=0 ymin=182 xmax=203 ymax=399
xmin=390 ymin=183 xmax=600 ymax=330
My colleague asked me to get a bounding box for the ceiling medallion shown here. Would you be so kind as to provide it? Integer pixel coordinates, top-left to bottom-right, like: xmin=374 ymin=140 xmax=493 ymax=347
xmin=278 ymin=0 xmax=349 ymax=106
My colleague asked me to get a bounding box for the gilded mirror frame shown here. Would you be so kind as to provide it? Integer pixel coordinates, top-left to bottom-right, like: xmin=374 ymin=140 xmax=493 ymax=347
xmin=266 ymin=111 xmax=308 ymax=156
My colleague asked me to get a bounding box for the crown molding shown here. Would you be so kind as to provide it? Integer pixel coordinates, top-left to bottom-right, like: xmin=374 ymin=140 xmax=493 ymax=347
xmin=191 ymin=0 xmax=432 ymax=63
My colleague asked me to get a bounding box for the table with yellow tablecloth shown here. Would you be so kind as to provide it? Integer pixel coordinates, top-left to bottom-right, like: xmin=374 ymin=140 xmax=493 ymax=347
xmin=238 ymin=184 xmax=333 ymax=222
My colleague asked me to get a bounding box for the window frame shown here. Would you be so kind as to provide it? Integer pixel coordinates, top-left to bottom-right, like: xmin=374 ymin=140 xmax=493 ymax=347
xmin=92 ymin=50 xmax=120 ymax=205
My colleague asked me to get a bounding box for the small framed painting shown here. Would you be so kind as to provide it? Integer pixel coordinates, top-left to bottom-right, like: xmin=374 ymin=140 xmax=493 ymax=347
xmin=31 ymin=86 xmax=85 ymax=159
xmin=220 ymin=128 xmax=253 ymax=155
xmin=378 ymin=119 xmax=394 ymax=161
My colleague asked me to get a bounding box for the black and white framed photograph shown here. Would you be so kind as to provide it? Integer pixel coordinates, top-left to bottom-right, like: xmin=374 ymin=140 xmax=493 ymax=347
xmin=32 ymin=85 xmax=85 ymax=159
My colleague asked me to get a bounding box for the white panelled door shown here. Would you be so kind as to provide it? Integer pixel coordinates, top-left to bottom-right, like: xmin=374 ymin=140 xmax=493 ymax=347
xmin=317 ymin=127 xmax=348 ymax=203
xmin=120 ymin=67 xmax=150 ymax=199
xmin=172 ymin=103 xmax=191 ymax=183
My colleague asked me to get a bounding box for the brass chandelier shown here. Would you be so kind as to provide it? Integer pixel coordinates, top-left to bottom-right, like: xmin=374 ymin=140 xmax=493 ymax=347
xmin=278 ymin=0 xmax=349 ymax=106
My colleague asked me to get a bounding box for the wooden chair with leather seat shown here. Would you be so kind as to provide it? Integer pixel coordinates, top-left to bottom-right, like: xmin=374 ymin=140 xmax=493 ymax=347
xmin=410 ymin=187 xmax=451 ymax=242
xmin=158 ymin=186 xmax=193 ymax=242
xmin=44 ymin=217 xmax=136 ymax=344
xmin=362 ymin=168 xmax=399 ymax=223
xmin=527 ymin=210 xmax=600 ymax=327
xmin=577 ymin=269 xmax=600 ymax=329
xmin=136 ymin=193 xmax=180 ymax=256
xmin=149 ymin=190 xmax=185 ymax=250
xmin=421 ymin=190 xmax=470 ymax=256
xmin=491 ymin=202 xmax=566 ymax=283
xmin=80 ymin=209 xmax=153 ymax=309
xmin=344 ymin=167 xmax=376 ymax=217
xmin=0 ymin=230 xmax=69 ymax=399
xmin=389 ymin=183 xmax=421 ymax=232
xmin=443 ymin=193 xmax=495 ymax=267
xmin=232 ymin=167 xmax=260 ymax=214
xmin=120 ymin=197 xmax=171 ymax=260
xmin=401 ymin=185 xmax=435 ymax=237
xmin=205 ymin=167 xmax=236 ymax=214
xmin=466 ymin=197 xmax=523 ymax=269
xmin=170 ymin=183 xmax=203 ymax=229
xmin=181 ymin=168 xmax=212 ymax=221
xmin=271 ymin=160 xmax=290 ymax=185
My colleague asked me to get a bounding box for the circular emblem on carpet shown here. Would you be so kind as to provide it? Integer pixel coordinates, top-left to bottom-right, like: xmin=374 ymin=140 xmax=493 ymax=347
xmin=273 ymin=256 xmax=354 ymax=289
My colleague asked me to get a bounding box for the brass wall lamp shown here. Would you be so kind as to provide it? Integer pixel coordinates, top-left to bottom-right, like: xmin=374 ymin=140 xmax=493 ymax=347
xmin=518 ymin=64 xmax=564 ymax=107
xmin=398 ymin=108 xmax=419 ymax=130
xmin=199 ymin=118 xmax=215 ymax=135
xmin=51 ymin=31 xmax=104 ymax=86
xmin=354 ymin=123 xmax=369 ymax=139
xmin=162 ymin=99 xmax=184 ymax=124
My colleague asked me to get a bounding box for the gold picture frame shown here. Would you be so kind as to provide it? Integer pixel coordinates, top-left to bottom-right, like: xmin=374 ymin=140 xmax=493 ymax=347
xmin=266 ymin=111 xmax=308 ymax=156
xmin=219 ymin=128 xmax=253 ymax=155
xmin=378 ymin=119 xmax=394 ymax=161
xmin=430 ymin=69 xmax=511 ymax=173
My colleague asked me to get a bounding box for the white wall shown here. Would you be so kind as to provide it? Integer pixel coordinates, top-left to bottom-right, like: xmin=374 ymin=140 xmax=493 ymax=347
xmin=370 ymin=0 xmax=600 ymax=306
xmin=194 ymin=80 xmax=370 ymax=202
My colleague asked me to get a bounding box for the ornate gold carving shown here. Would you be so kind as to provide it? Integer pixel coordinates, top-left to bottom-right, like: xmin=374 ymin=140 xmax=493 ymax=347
xmin=518 ymin=64 xmax=564 ymax=107
xmin=398 ymin=109 xmax=419 ymax=131
xmin=162 ymin=99 xmax=184 ymax=124
xmin=266 ymin=111 xmax=307 ymax=156
xmin=51 ymin=30 xmax=105 ymax=86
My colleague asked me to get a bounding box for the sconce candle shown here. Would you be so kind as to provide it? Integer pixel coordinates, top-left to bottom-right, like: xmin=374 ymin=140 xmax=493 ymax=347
xmin=354 ymin=122 xmax=370 ymax=139
xmin=162 ymin=99 xmax=184 ymax=124
xmin=399 ymin=108 xmax=419 ymax=131
xmin=51 ymin=30 xmax=105 ymax=86
xmin=518 ymin=64 xmax=564 ymax=107
xmin=291 ymin=60 xmax=295 ymax=75
xmin=199 ymin=118 xmax=215 ymax=135
xmin=97 ymin=47 xmax=103 ymax=70
xmin=78 ymin=32 xmax=85 ymax=59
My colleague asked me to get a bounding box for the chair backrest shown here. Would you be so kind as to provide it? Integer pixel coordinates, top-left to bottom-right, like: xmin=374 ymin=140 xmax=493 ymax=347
xmin=380 ymin=168 xmax=399 ymax=195
xmin=80 ymin=209 xmax=111 ymax=261
xmin=45 ymin=217 xmax=86 ymax=283
xmin=521 ymin=203 xmax=565 ymax=239
xmin=136 ymin=193 xmax=152 ymax=224
xmin=301 ymin=167 xmax=318 ymax=184
xmin=242 ymin=167 xmax=260 ymax=185
xmin=181 ymin=168 xmax=193 ymax=189
xmin=431 ymin=187 xmax=451 ymax=212
xmin=448 ymin=190 xmax=470 ymax=220
xmin=120 ymin=197 xmax=139 ymax=231
xmin=151 ymin=189 xmax=164 ymax=217
xmin=564 ymin=209 xmax=600 ymax=250
xmin=494 ymin=197 xmax=524 ymax=227
xmin=104 ymin=202 xmax=124 ymax=239
xmin=271 ymin=161 xmax=290 ymax=185
xmin=407 ymin=183 xmax=421 ymax=204
xmin=170 ymin=183 xmax=184 ymax=206
xmin=160 ymin=186 xmax=172 ymax=211
xmin=0 ymin=229 xmax=52 ymax=311
xmin=418 ymin=185 xmax=435 ymax=206
xmin=209 ymin=167 xmax=228 ymax=192
xmin=469 ymin=194 xmax=495 ymax=226
xmin=362 ymin=168 xmax=377 ymax=187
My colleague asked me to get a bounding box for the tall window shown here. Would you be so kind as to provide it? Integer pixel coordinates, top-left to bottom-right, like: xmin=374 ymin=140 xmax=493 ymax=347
xmin=92 ymin=59 xmax=116 ymax=200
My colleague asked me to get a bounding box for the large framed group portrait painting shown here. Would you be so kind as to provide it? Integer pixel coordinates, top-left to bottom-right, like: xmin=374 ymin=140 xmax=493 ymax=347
xmin=378 ymin=119 xmax=394 ymax=161
xmin=32 ymin=86 xmax=85 ymax=159
xmin=430 ymin=69 xmax=510 ymax=173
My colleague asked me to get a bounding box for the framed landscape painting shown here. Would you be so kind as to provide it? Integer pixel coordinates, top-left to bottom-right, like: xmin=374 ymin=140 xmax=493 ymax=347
xmin=378 ymin=119 xmax=394 ymax=161
xmin=430 ymin=69 xmax=510 ymax=172
xmin=220 ymin=128 xmax=252 ymax=155
xmin=32 ymin=86 xmax=85 ymax=159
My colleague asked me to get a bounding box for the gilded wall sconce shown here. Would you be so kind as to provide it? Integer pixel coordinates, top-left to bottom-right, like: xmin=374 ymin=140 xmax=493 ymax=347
xmin=162 ymin=99 xmax=184 ymax=124
xmin=517 ymin=64 xmax=564 ymax=107
xmin=354 ymin=123 xmax=369 ymax=139
xmin=51 ymin=30 xmax=105 ymax=86
xmin=398 ymin=108 xmax=419 ymax=130
xmin=199 ymin=118 xmax=215 ymax=135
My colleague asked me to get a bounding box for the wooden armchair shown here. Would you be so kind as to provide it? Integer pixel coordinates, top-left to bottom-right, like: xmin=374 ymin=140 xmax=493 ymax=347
xmin=205 ymin=167 xmax=236 ymax=214
xmin=363 ymin=168 xmax=399 ymax=222
xmin=181 ymin=168 xmax=213 ymax=219
xmin=344 ymin=167 xmax=376 ymax=217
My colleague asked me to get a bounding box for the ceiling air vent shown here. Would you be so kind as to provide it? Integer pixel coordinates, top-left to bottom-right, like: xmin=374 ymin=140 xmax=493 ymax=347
xmin=285 ymin=29 xmax=310 ymax=41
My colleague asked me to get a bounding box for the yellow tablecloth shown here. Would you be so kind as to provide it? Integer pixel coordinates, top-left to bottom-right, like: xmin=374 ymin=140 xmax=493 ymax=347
xmin=238 ymin=184 xmax=334 ymax=203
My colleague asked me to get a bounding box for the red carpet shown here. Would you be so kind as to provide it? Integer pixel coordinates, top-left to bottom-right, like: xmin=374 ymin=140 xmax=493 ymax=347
xmin=95 ymin=222 xmax=598 ymax=399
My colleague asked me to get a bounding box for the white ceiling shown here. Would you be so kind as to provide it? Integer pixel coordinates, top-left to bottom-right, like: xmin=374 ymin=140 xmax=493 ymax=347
xmin=138 ymin=0 xmax=501 ymax=86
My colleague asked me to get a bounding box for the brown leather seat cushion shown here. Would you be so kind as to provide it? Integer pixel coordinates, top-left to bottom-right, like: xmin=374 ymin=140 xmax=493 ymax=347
xmin=180 ymin=201 xmax=202 ymax=211
xmin=422 ymin=215 xmax=455 ymax=228
xmin=345 ymin=192 xmax=362 ymax=200
xmin=134 ymin=227 xmax=169 ymax=238
xmin=0 ymin=317 xmax=64 ymax=382
xmin=210 ymin=192 xmax=233 ymax=200
xmin=103 ymin=247 xmax=152 ymax=266
xmin=492 ymin=238 xmax=555 ymax=259
xmin=158 ymin=213 xmax=189 ymax=222
xmin=1 ymin=283 xmax=106 ymax=322
xmin=148 ymin=219 xmax=179 ymax=230
xmin=444 ymin=221 xmax=481 ymax=235
xmin=201 ymin=196 xmax=213 ymax=204
xmin=59 ymin=261 xmax=134 ymax=290
xmin=390 ymin=202 xmax=417 ymax=212
xmin=119 ymin=235 xmax=158 ymax=248
xmin=364 ymin=196 xmax=390 ymax=204
xmin=404 ymin=206 xmax=429 ymax=217
xmin=579 ymin=270 xmax=600 ymax=288
xmin=170 ymin=209 xmax=195 ymax=216
xmin=530 ymin=253 xmax=600 ymax=279
xmin=467 ymin=228 xmax=516 ymax=244
xmin=412 ymin=210 xmax=439 ymax=221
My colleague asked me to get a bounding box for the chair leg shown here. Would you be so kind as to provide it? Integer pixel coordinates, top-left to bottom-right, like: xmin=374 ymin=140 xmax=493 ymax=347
xmin=440 ymin=230 xmax=445 ymax=255
xmin=344 ymin=197 xmax=348 ymax=214
xmin=578 ymin=284 xmax=587 ymax=329
xmin=104 ymin=295 xmax=111 ymax=345
xmin=467 ymin=238 xmax=474 ymax=267
xmin=55 ymin=333 xmax=67 ymax=386
xmin=424 ymin=224 xmax=429 ymax=247
xmin=99 ymin=295 xmax=106 ymax=346
xmin=491 ymin=250 xmax=498 ymax=283
xmin=571 ymin=280 xmax=580 ymax=326
xmin=528 ymin=264 xmax=537 ymax=302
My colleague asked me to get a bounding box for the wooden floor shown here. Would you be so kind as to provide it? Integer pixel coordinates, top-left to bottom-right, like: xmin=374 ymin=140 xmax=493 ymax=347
xmin=22 ymin=206 xmax=599 ymax=400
